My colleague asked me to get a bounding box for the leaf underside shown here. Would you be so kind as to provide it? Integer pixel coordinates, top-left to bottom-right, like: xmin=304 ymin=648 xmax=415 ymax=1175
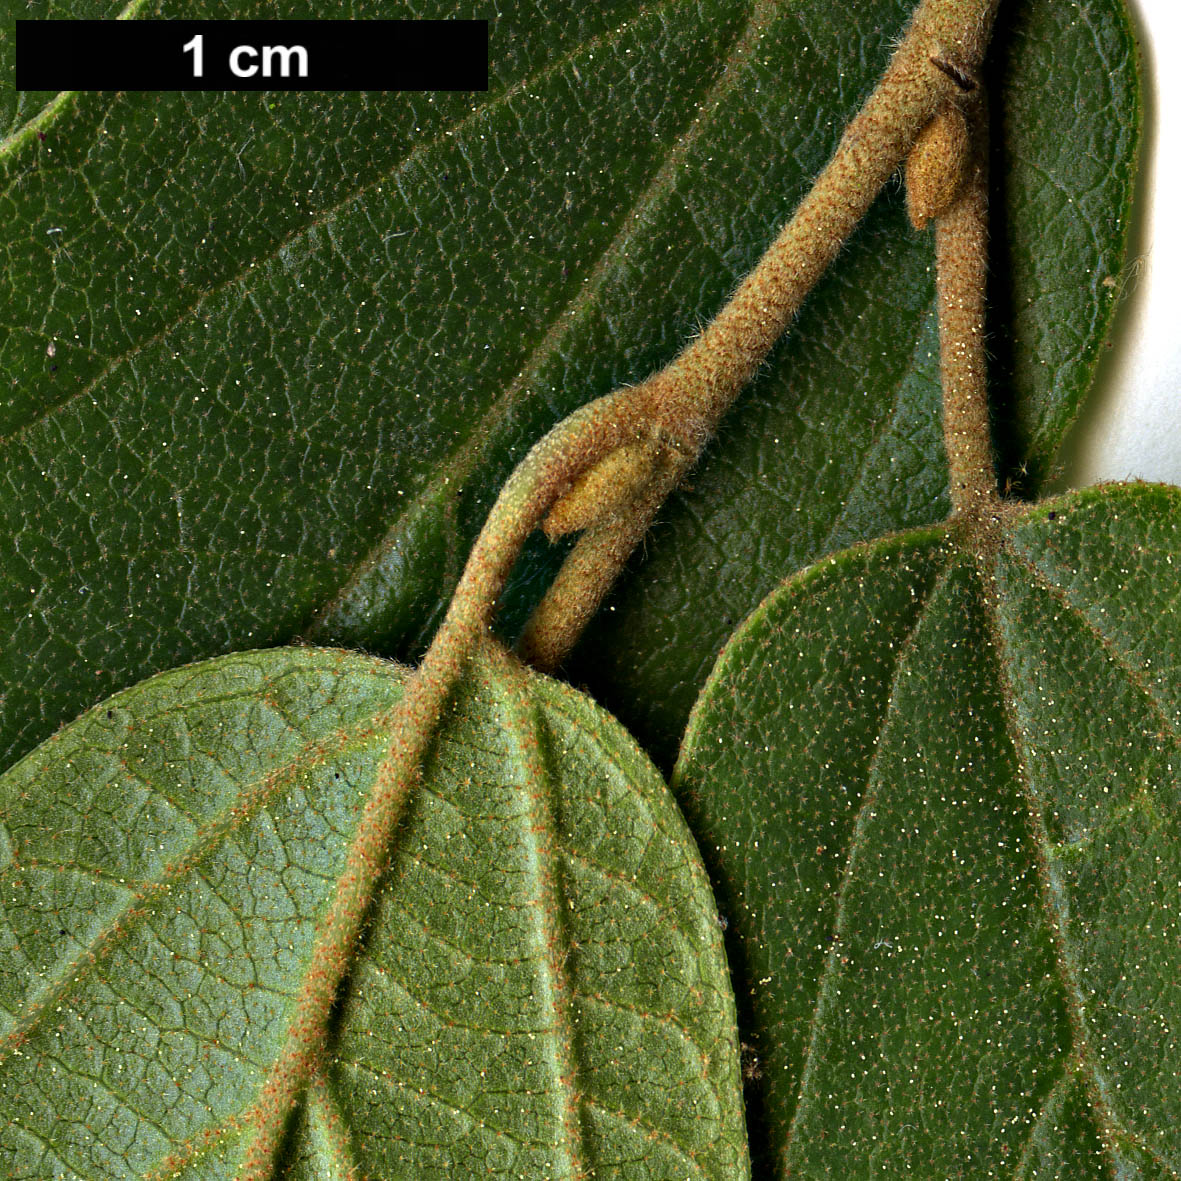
xmin=674 ymin=483 xmax=1181 ymax=1178
xmin=0 ymin=648 xmax=748 ymax=1179
xmin=0 ymin=0 xmax=1139 ymax=771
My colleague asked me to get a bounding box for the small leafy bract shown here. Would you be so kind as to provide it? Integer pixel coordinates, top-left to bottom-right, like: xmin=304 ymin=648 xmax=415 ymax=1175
xmin=675 ymin=483 xmax=1181 ymax=1177
xmin=0 ymin=647 xmax=748 ymax=1179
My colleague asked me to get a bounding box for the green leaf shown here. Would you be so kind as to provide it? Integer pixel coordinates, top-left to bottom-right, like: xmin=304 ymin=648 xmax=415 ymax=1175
xmin=0 ymin=0 xmax=1139 ymax=770
xmin=0 ymin=646 xmax=748 ymax=1179
xmin=673 ymin=483 xmax=1181 ymax=1177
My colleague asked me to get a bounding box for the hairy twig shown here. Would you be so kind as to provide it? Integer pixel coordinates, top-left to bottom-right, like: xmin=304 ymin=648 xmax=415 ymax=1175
xmin=520 ymin=0 xmax=1003 ymax=670
xmin=933 ymin=97 xmax=998 ymax=515
xmin=522 ymin=458 xmax=681 ymax=671
xmin=237 ymin=390 xmax=644 ymax=1177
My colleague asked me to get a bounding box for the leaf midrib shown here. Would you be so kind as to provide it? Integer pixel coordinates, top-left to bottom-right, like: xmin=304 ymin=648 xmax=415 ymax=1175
xmin=771 ymin=523 xmax=1181 ymax=1177
xmin=778 ymin=554 xmax=956 ymax=1172
xmin=306 ymin=1072 xmax=360 ymax=1179
xmin=492 ymin=651 xmax=588 ymax=1178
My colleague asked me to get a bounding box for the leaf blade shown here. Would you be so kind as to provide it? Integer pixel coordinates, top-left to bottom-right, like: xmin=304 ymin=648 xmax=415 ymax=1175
xmin=571 ymin=0 xmax=1142 ymax=764
xmin=0 ymin=647 xmax=749 ymax=1179
xmin=674 ymin=484 xmax=1181 ymax=1176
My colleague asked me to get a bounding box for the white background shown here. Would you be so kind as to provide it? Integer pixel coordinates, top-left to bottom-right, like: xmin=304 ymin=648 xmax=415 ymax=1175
xmin=1063 ymin=0 xmax=1180 ymax=488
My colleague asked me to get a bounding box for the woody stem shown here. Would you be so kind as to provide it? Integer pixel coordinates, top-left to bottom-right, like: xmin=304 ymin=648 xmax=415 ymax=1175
xmin=238 ymin=389 xmax=644 ymax=1179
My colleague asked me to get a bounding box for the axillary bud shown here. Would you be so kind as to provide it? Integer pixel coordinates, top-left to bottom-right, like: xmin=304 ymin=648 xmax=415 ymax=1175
xmin=543 ymin=439 xmax=659 ymax=540
xmin=905 ymin=104 xmax=970 ymax=231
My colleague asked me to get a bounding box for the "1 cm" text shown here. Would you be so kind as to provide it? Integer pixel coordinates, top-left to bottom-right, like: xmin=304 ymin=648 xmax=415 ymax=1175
xmin=182 ymin=34 xmax=309 ymax=79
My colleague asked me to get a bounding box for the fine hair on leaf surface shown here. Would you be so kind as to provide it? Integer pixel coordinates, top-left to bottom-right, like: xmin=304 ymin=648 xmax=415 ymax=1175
xmin=674 ymin=485 xmax=1181 ymax=1177
xmin=0 ymin=647 xmax=749 ymax=1178
xmin=0 ymin=0 xmax=1160 ymax=1178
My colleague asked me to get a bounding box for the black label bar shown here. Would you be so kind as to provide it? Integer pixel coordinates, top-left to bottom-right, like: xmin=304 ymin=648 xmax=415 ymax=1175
xmin=16 ymin=20 xmax=488 ymax=91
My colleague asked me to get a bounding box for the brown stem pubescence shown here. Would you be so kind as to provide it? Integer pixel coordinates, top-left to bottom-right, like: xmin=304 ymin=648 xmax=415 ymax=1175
xmin=935 ymin=99 xmax=998 ymax=516
xmin=522 ymin=0 xmax=1002 ymax=671
xmin=650 ymin=0 xmax=1001 ymax=452
xmin=520 ymin=458 xmax=680 ymax=671
xmin=906 ymin=104 xmax=971 ymax=230
xmin=542 ymin=435 xmax=663 ymax=541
